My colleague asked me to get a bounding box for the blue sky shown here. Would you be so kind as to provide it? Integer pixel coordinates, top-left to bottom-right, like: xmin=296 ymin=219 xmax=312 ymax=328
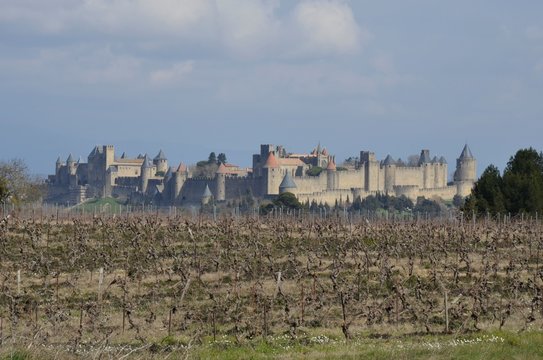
xmin=1 ymin=0 xmax=542 ymax=177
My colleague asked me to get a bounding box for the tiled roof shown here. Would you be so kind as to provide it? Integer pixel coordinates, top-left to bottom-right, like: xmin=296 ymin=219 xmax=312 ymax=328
xmin=326 ymin=156 xmax=336 ymax=170
xmin=202 ymin=184 xmax=212 ymax=197
xmin=177 ymin=162 xmax=187 ymax=173
xmin=278 ymin=158 xmax=304 ymax=167
xmin=279 ymin=172 xmax=297 ymax=189
xmin=382 ymin=155 xmax=395 ymax=166
xmin=419 ymin=151 xmax=431 ymax=165
xmin=154 ymin=149 xmax=167 ymax=161
xmin=263 ymin=151 xmax=279 ymax=168
xmin=459 ymin=144 xmax=473 ymax=159
xmin=141 ymin=154 xmax=153 ymax=169
xmin=216 ymin=163 xmax=228 ymax=174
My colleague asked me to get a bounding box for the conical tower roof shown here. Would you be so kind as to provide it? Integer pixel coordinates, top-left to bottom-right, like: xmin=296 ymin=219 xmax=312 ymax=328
xmin=263 ymin=151 xmax=279 ymax=168
xmin=177 ymin=162 xmax=187 ymax=173
xmin=202 ymin=184 xmax=212 ymax=198
xmin=279 ymin=172 xmax=297 ymax=190
xmin=418 ymin=150 xmax=431 ymax=165
xmin=141 ymin=154 xmax=153 ymax=169
xmin=164 ymin=167 xmax=173 ymax=181
xmin=216 ymin=162 xmax=228 ymax=174
xmin=154 ymin=149 xmax=167 ymax=161
xmin=459 ymin=144 xmax=473 ymax=159
xmin=326 ymin=156 xmax=336 ymax=170
xmin=383 ymin=155 xmax=395 ymax=166
xmin=89 ymin=146 xmax=99 ymax=157
xmin=56 ymin=156 xmax=62 ymax=164
xmin=121 ymin=152 xmax=127 ymax=159
xmin=66 ymin=154 xmax=75 ymax=163
xmin=439 ymin=156 xmax=447 ymax=164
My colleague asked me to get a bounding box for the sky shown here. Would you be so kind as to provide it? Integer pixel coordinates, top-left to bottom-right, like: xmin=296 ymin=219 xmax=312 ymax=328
xmin=0 ymin=0 xmax=542 ymax=177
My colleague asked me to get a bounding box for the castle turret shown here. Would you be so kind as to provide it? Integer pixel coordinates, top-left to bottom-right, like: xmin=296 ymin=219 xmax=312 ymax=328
xmin=66 ymin=154 xmax=77 ymax=175
xmin=215 ymin=162 xmax=227 ymax=201
xmin=383 ymin=155 xmax=396 ymax=194
xmin=202 ymin=184 xmax=212 ymax=205
xmin=153 ymin=150 xmax=168 ymax=174
xmin=55 ymin=156 xmax=63 ymax=173
xmin=326 ymin=156 xmax=337 ymax=190
xmin=141 ymin=154 xmax=153 ymax=194
xmin=360 ymin=151 xmax=380 ymax=192
xmin=263 ymin=151 xmax=281 ymax=196
xmin=454 ymin=144 xmax=477 ymax=197
xmin=104 ymin=145 xmax=115 ymax=170
xmin=173 ymin=162 xmax=188 ymax=201
xmin=279 ymin=171 xmax=297 ymax=194
xmin=439 ymin=156 xmax=448 ymax=188
xmin=419 ymin=149 xmax=434 ymax=189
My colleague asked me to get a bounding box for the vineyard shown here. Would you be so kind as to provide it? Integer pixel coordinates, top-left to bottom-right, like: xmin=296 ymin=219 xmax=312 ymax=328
xmin=0 ymin=211 xmax=542 ymax=359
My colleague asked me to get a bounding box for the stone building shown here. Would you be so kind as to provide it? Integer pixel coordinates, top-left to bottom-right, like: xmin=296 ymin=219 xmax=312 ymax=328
xmin=46 ymin=144 xmax=476 ymax=206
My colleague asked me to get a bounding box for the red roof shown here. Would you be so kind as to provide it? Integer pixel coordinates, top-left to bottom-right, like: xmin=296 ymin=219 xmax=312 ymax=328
xmin=263 ymin=151 xmax=279 ymax=168
xmin=216 ymin=162 xmax=228 ymax=174
xmin=177 ymin=162 xmax=187 ymax=173
xmin=326 ymin=156 xmax=336 ymax=171
xmin=278 ymin=158 xmax=304 ymax=167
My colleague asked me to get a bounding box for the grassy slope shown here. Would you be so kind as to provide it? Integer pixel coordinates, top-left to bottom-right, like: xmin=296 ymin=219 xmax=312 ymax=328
xmin=1 ymin=330 xmax=541 ymax=359
xmin=73 ymin=197 xmax=123 ymax=213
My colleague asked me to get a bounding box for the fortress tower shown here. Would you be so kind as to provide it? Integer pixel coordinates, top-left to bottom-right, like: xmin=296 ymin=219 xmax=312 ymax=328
xmin=55 ymin=156 xmax=63 ymax=177
xmin=263 ymin=151 xmax=281 ymax=196
xmin=153 ymin=150 xmax=168 ymax=174
xmin=326 ymin=156 xmax=337 ymax=190
xmin=382 ymin=155 xmax=396 ymax=194
xmin=360 ymin=151 xmax=380 ymax=192
xmin=454 ymin=144 xmax=477 ymax=197
xmin=215 ymin=163 xmax=227 ymax=201
xmin=279 ymin=171 xmax=297 ymax=194
xmin=104 ymin=145 xmax=115 ymax=170
xmin=66 ymin=154 xmax=76 ymax=175
xmin=201 ymin=184 xmax=212 ymax=205
xmin=173 ymin=162 xmax=188 ymax=201
xmin=140 ymin=154 xmax=153 ymax=194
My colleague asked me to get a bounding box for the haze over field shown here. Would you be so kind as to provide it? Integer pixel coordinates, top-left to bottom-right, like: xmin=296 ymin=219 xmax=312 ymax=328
xmin=1 ymin=0 xmax=542 ymax=175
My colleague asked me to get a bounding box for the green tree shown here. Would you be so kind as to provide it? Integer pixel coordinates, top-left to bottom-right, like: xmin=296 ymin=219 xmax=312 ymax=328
xmin=414 ymin=197 xmax=442 ymax=216
xmin=217 ymin=153 xmax=227 ymax=165
xmin=208 ymin=152 xmax=217 ymax=164
xmin=502 ymin=148 xmax=543 ymax=214
xmin=463 ymin=165 xmax=506 ymax=215
xmin=306 ymin=166 xmax=323 ymax=177
xmin=273 ymin=192 xmax=302 ymax=210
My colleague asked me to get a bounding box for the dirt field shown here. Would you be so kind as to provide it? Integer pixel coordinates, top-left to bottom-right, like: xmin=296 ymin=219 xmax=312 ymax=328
xmin=0 ymin=213 xmax=542 ymax=359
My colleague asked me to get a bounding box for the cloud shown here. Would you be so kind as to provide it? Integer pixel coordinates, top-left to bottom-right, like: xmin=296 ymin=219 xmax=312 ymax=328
xmin=289 ymin=0 xmax=368 ymax=56
xmin=0 ymin=0 xmax=366 ymax=59
xmin=149 ymin=61 xmax=194 ymax=85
